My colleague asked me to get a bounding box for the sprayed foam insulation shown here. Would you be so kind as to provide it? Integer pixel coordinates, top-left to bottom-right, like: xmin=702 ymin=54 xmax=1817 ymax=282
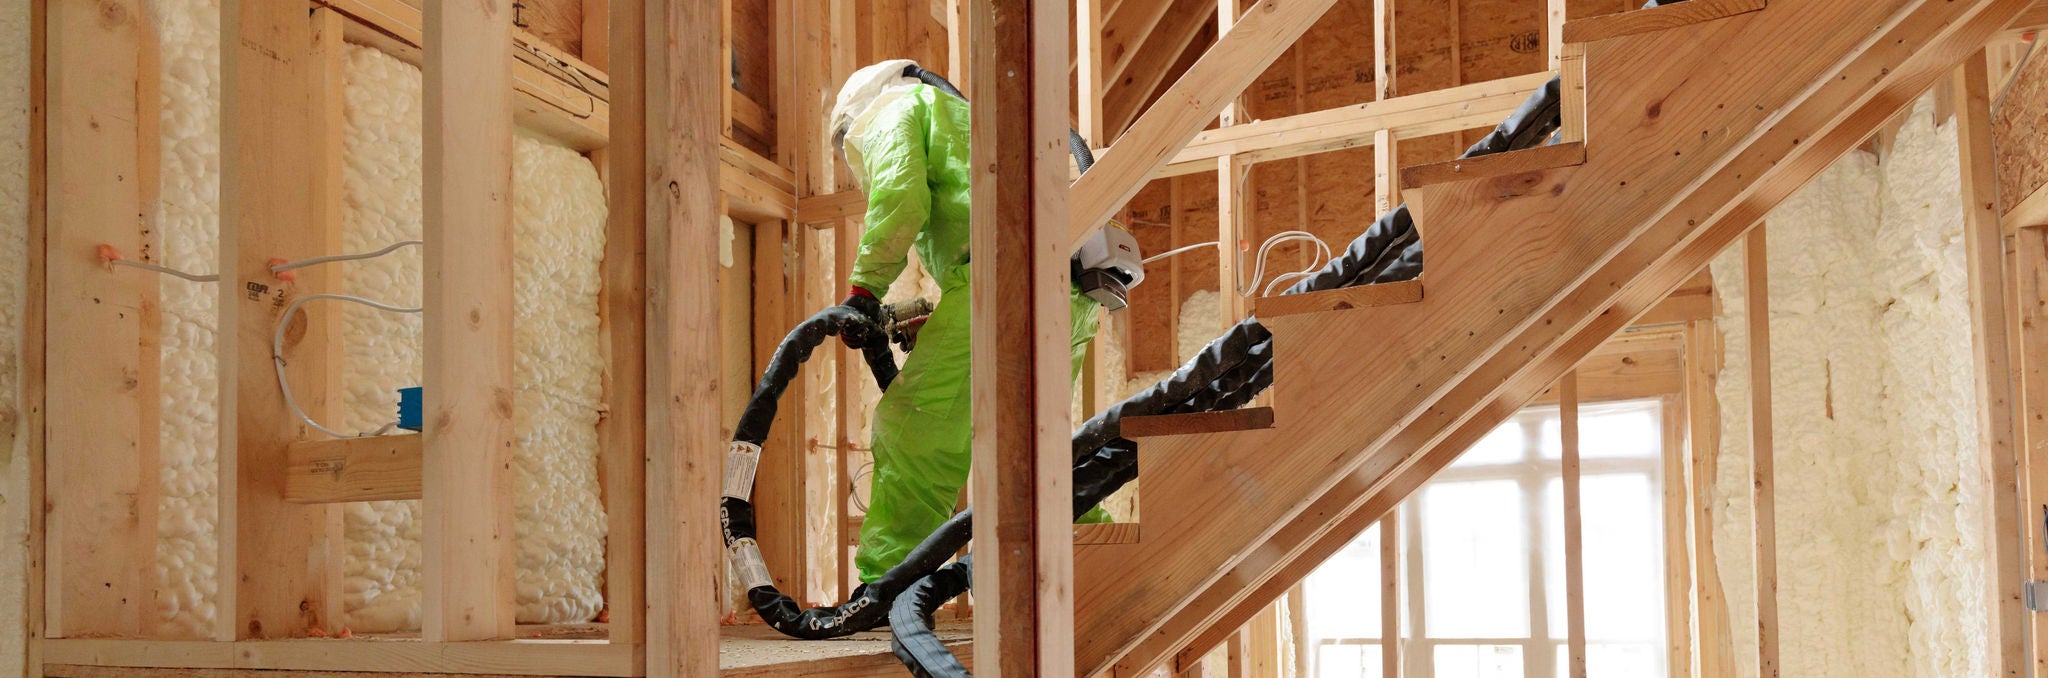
xmin=152 ymin=0 xmax=223 ymax=639
xmin=0 ymin=0 xmax=31 ymax=668
xmin=141 ymin=6 xmax=615 ymax=632
xmin=334 ymin=44 xmax=611 ymax=632
xmin=1709 ymin=94 xmax=1989 ymax=677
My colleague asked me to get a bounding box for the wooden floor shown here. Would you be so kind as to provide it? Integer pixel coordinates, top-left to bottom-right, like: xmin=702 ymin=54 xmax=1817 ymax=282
xmin=39 ymin=621 xmax=974 ymax=678
xmin=719 ymin=621 xmax=973 ymax=677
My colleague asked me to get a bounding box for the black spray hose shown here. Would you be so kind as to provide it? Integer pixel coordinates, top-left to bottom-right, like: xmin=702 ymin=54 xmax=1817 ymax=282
xmin=720 ymin=306 xmax=905 ymax=639
xmin=721 ymin=64 xmax=1109 ymax=640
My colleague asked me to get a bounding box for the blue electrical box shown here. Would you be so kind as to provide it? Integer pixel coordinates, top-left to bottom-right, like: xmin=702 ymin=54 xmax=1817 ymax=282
xmin=397 ymin=386 xmax=423 ymax=431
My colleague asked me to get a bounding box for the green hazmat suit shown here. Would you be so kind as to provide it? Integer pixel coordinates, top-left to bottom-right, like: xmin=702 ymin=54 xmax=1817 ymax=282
xmin=845 ymin=83 xmax=1111 ymax=583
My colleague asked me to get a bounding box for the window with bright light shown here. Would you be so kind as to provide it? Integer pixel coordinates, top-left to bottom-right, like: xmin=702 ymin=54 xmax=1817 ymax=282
xmin=1303 ymin=399 xmax=1671 ymax=678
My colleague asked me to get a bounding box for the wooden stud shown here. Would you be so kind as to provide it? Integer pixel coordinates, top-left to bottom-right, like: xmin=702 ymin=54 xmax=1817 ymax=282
xmin=1549 ymin=0 xmax=1568 ymax=69
xmin=835 ymin=217 xmax=858 ymax=597
xmin=641 ymin=0 xmax=726 ymax=673
xmin=1379 ymin=510 xmax=1401 ymax=678
xmin=307 ymin=5 xmax=353 ymax=632
xmin=1216 ymin=155 xmax=1248 ymax=325
xmin=603 ymin=0 xmax=650 ymax=646
xmin=1954 ymin=51 xmax=2028 ymax=678
xmin=42 ymin=0 xmax=158 ymax=640
xmin=419 ymin=0 xmax=518 ymax=643
xmin=1079 ymin=0 xmax=1107 ymax=142
xmin=1661 ymin=393 xmax=1694 ymax=678
xmin=27 ymin=0 xmax=50 ymax=662
xmin=1685 ymin=319 xmax=1733 ymax=677
xmin=1069 ymin=0 xmax=1341 ymax=253
xmin=1745 ymin=228 xmax=1778 ymax=678
xmin=752 ymin=220 xmax=816 ymax=605
xmin=969 ymin=0 xmax=1076 ymax=674
xmin=219 ymin=0 xmax=333 ymax=641
xmin=1561 ymin=372 xmax=1587 ymax=678
xmin=581 ymin=0 xmax=609 ymax=69
xmin=2012 ymin=216 xmax=2048 ymax=676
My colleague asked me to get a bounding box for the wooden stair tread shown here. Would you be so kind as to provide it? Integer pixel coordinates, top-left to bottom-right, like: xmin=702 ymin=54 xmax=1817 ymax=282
xmin=1120 ymin=407 xmax=1276 ymax=439
xmin=1562 ymin=0 xmax=1766 ymax=44
xmin=1257 ymin=279 xmax=1424 ymax=318
xmin=1399 ymin=141 xmax=1586 ymax=190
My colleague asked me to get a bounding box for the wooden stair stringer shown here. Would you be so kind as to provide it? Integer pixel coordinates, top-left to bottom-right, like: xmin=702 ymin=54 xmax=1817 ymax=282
xmin=1073 ymin=0 xmax=2027 ymax=674
xmin=1130 ymin=1 xmax=2037 ymax=668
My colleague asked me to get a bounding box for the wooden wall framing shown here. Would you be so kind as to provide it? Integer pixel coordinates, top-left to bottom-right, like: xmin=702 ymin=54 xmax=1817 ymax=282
xmin=28 ymin=1 xmax=2048 ymax=677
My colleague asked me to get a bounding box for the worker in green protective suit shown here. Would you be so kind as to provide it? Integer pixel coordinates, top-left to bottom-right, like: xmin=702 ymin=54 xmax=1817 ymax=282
xmin=831 ymin=60 xmax=1122 ymax=583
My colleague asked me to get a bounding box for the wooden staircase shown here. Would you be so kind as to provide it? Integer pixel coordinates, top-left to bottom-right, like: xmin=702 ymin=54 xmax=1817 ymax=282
xmin=1072 ymin=0 xmax=2031 ymax=675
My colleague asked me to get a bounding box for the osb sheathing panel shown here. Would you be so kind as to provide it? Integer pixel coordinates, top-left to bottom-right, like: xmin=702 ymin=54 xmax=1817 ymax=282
xmin=519 ymin=0 xmax=585 ymax=57
xmin=735 ymin=0 xmax=775 ymax=103
xmin=1993 ymin=48 xmax=2048 ymax=215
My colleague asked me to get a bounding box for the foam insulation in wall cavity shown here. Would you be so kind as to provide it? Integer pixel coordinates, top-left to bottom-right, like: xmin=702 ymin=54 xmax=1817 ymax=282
xmin=143 ymin=9 xmax=612 ymax=632
xmin=337 ymin=45 xmax=609 ymax=632
xmin=0 ymin=0 xmax=32 ymax=668
xmin=1710 ymin=94 xmax=1989 ymax=678
xmin=153 ymin=0 xmax=223 ymax=639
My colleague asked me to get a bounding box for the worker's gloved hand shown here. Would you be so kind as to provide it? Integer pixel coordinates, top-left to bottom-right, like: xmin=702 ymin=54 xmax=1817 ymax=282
xmin=838 ymin=287 xmax=885 ymax=349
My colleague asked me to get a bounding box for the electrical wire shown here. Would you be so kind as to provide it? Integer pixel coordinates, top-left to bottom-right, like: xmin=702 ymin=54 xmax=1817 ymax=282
xmin=1132 ymin=230 xmax=1333 ymax=300
xmin=274 ymin=293 xmax=421 ymax=439
xmin=108 ymin=259 xmax=219 ymax=283
xmin=270 ymin=240 xmax=422 ymax=274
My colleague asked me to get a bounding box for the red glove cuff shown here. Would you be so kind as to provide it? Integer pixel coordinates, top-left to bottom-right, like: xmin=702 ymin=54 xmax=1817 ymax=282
xmin=847 ymin=286 xmax=877 ymax=300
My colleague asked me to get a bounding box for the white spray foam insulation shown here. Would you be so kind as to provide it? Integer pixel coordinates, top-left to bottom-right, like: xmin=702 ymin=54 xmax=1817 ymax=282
xmin=336 ymin=45 xmax=609 ymax=630
xmin=151 ymin=0 xmax=223 ymax=639
xmin=1710 ymin=94 xmax=1988 ymax=677
xmin=133 ymin=23 xmax=612 ymax=633
xmin=0 ymin=0 xmax=31 ymax=668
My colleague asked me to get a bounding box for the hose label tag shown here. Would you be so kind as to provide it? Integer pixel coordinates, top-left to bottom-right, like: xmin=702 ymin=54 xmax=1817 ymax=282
xmin=729 ymin=539 xmax=774 ymax=590
xmin=723 ymin=441 xmax=762 ymax=501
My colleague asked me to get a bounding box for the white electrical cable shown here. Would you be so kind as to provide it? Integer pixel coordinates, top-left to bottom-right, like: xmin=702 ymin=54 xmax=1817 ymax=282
xmin=269 ymin=240 xmax=422 ymax=274
xmin=1134 ymin=230 xmax=1333 ymax=299
xmin=108 ymin=259 xmax=219 ymax=283
xmin=274 ymin=293 xmax=422 ymax=439
xmin=1141 ymin=241 xmax=1219 ymax=265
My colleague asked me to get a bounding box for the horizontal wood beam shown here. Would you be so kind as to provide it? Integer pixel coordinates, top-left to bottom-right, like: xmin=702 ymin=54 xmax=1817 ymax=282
xmin=40 ymin=639 xmax=639 ymax=677
xmin=283 ymin=434 xmax=424 ymax=503
xmin=1070 ymin=0 xmax=1340 ymax=253
xmin=1149 ymin=72 xmax=1551 ymax=179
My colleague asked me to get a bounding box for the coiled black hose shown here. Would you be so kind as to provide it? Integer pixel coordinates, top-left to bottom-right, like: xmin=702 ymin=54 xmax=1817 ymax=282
xmin=722 ymin=65 xmax=1110 ymax=640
